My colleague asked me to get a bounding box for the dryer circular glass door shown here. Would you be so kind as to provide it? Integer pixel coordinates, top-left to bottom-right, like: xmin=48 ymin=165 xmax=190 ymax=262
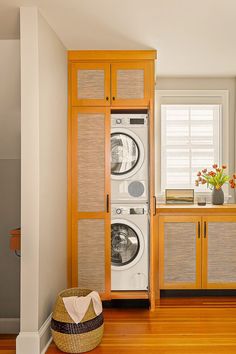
xmin=111 ymin=219 xmax=144 ymax=271
xmin=111 ymin=128 xmax=145 ymax=180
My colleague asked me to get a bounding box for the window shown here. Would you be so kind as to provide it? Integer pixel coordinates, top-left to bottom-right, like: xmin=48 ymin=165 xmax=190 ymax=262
xmin=161 ymin=104 xmax=221 ymax=192
xmin=155 ymin=90 xmax=229 ymax=197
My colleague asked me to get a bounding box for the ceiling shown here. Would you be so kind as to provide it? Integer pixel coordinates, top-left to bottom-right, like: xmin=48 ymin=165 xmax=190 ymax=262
xmin=1 ymin=0 xmax=236 ymax=76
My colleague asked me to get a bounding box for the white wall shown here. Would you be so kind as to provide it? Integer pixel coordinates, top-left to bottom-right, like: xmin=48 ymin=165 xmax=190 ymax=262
xmin=17 ymin=7 xmax=67 ymax=354
xmin=156 ymin=77 xmax=236 ymax=202
xmin=38 ymin=11 xmax=67 ymax=329
xmin=0 ymin=39 xmax=20 ymax=331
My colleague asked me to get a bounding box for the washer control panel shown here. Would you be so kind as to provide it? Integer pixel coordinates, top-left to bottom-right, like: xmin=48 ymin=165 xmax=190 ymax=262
xmin=112 ymin=205 xmax=148 ymax=216
xmin=111 ymin=114 xmax=148 ymax=127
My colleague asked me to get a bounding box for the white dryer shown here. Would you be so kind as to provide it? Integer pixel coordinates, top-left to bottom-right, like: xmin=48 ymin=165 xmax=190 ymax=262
xmin=111 ymin=113 xmax=148 ymax=203
xmin=111 ymin=204 xmax=149 ymax=291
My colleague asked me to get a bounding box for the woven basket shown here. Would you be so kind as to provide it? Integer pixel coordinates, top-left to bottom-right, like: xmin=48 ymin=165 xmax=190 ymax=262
xmin=51 ymin=288 xmax=104 ymax=353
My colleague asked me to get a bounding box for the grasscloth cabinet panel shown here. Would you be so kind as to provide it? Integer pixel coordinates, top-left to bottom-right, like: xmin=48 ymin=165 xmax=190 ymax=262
xmin=111 ymin=62 xmax=150 ymax=106
xmin=78 ymin=219 xmax=105 ymax=292
xmin=71 ymin=60 xmax=151 ymax=107
xmin=71 ymin=62 xmax=110 ymax=106
xmin=159 ymin=216 xmax=201 ymax=289
xmin=71 ymin=107 xmax=110 ymax=299
xmin=77 ymin=112 xmax=105 ymax=212
xmin=202 ymin=216 xmax=236 ymax=289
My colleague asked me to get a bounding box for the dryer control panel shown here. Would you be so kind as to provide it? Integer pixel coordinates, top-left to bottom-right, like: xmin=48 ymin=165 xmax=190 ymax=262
xmin=111 ymin=114 xmax=148 ymax=127
xmin=112 ymin=205 xmax=148 ymax=216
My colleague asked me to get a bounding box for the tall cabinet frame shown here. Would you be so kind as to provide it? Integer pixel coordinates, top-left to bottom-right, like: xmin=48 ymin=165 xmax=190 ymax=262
xmin=68 ymin=50 xmax=157 ymax=308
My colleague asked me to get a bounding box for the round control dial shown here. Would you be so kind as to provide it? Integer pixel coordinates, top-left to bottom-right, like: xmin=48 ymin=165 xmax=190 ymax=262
xmin=116 ymin=119 xmax=122 ymax=124
xmin=116 ymin=208 xmax=122 ymax=214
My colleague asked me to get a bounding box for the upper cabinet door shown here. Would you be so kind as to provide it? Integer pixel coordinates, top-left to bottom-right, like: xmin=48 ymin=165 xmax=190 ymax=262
xmin=111 ymin=62 xmax=151 ymax=106
xmin=71 ymin=63 xmax=110 ymax=106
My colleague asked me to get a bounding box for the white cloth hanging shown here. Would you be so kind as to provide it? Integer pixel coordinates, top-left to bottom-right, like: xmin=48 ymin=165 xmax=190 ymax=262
xmin=62 ymin=291 xmax=102 ymax=324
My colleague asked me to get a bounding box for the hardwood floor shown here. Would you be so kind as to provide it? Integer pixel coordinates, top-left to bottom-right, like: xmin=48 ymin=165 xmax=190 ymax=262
xmin=0 ymin=335 xmax=16 ymax=354
xmin=2 ymin=298 xmax=236 ymax=354
xmin=47 ymin=298 xmax=236 ymax=354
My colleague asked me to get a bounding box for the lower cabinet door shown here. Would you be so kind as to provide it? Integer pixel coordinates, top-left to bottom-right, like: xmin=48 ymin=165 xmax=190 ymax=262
xmin=202 ymin=216 xmax=236 ymax=289
xmin=159 ymin=216 xmax=202 ymax=289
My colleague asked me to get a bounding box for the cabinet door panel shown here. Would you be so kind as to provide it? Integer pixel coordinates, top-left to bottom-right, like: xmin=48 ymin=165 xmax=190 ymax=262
xmin=116 ymin=69 xmax=144 ymax=99
xmin=111 ymin=62 xmax=151 ymax=106
xmin=159 ymin=216 xmax=201 ymax=289
xmin=77 ymin=112 xmax=105 ymax=212
xmin=71 ymin=107 xmax=110 ymax=299
xmin=71 ymin=63 xmax=110 ymax=106
xmin=203 ymin=217 xmax=236 ymax=288
xmin=78 ymin=219 xmax=105 ymax=293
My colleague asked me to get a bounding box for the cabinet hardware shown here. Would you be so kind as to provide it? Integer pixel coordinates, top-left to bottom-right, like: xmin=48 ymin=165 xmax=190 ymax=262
xmin=106 ymin=194 xmax=109 ymax=213
xmin=112 ymin=97 xmax=115 ymax=101
xmin=204 ymin=221 xmax=207 ymax=238
xmin=153 ymin=196 xmax=156 ymax=216
xmin=198 ymin=221 xmax=201 ymax=239
xmin=106 ymin=96 xmax=109 ymax=101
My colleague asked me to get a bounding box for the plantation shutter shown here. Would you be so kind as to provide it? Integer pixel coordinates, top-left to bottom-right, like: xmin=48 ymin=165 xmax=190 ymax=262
xmin=161 ymin=104 xmax=221 ymax=192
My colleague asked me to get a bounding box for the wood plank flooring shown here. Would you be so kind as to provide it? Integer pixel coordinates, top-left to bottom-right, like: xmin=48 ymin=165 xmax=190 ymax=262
xmin=0 ymin=335 xmax=16 ymax=354
xmin=47 ymin=298 xmax=236 ymax=354
xmin=2 ymin=298 xmax=236 ymax=354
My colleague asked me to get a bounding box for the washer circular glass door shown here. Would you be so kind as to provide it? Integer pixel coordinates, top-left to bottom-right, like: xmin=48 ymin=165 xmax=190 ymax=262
xmin=111 ymin=219 xmax=144 ymax=271
xmin=111 ymin=128 xmax=145 ymax=180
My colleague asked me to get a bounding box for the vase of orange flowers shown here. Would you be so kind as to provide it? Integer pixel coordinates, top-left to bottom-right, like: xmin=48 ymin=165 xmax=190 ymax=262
xmin=195 ymin=164 xmax=236 ymax=205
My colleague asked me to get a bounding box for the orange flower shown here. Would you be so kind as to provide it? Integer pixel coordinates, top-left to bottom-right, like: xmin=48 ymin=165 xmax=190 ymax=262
xmin=197 ymin=171 xmax=201 ymax=176
xmin=213 ymin=164 xmax=218 ymax=169
xmin=202 ymin=168 xmax=207 ymax=173
xmin=229 ymin=179 xmax=234 ymax=184
xmin=216 ymin=168 xmax=221 ymax=172
xmin=202 ymin=179 xmax=207 ymax=184
xmin=209 ymin=171 xmax=216 ymax=177
xmin=233 ymin=174 xmax=236 ymax=179
xmin=195 ymin=180 xmax=199 ymax=186
xmin=230 ymin=182 xmax=236 ymax=189
xmin=222 ymin=164 xmax=227 ymax=169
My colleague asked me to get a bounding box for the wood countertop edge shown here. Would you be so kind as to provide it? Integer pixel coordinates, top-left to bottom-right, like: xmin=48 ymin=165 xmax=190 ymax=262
xmin=156 ymin=204 xmax=236 ymax=214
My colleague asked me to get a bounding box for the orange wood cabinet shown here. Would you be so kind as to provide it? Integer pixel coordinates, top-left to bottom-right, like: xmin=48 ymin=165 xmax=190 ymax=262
xmin=70 ymin=51 xmax=156 ymax=107
xmin=68 ymin=50 xmax=157 ymax=305
xmin=157 ymin=205 xmax=236 ymax=297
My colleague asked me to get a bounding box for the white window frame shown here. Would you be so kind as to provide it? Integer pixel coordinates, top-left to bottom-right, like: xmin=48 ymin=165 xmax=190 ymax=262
xmin=155 ymin=90 xmax=229 ymax=201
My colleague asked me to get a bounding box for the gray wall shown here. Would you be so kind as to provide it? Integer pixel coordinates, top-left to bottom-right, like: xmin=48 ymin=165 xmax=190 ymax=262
xmin=0 ymin=40 xmax=20 ymax=322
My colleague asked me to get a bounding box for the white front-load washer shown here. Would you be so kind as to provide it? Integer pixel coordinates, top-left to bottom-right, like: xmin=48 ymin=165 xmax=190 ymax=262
xmin=111 ymin=204 xmax=149 ymax=291
xmin=111 ymin=113 xmax=148 ymax=203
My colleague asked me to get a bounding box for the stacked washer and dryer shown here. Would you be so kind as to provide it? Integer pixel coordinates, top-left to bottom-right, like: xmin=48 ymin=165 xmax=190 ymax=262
xmin=110 ymin=113 xmax=149 ymax=291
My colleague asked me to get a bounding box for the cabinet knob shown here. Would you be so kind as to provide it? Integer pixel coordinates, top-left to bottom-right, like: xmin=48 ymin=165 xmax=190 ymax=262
xmin=106 ymin=96 xmax=109 ymax=101
xmin=112 ymin=97 xmax=115 ymax=101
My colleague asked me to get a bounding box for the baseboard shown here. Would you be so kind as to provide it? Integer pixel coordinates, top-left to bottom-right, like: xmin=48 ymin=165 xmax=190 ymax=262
xmin=16 ymin=313 xmax=52 ymax=354
xmin=0 ymin=318 xmax=20 ymax=333
xmin=39 ymin=313 xmax=52 ymax=354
